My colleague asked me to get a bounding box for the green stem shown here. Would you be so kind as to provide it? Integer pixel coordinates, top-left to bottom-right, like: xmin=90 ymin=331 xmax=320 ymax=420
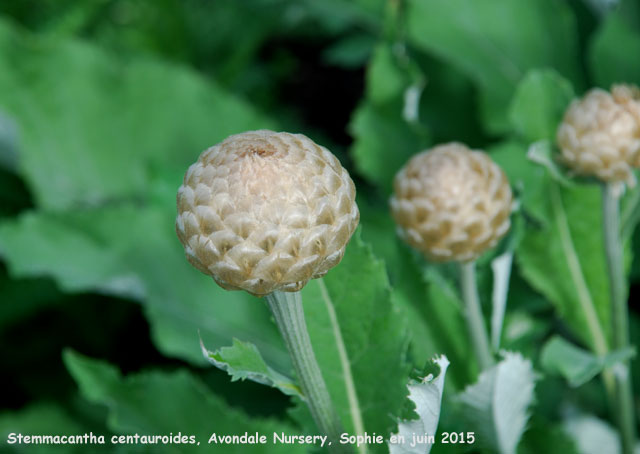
xmin=459 ymin=261 xmax=494 ymax=371
xmin=602 ymin=183 xmax=636 ymax=454
xmin=265 ymin=291 xmax=347 ymax=452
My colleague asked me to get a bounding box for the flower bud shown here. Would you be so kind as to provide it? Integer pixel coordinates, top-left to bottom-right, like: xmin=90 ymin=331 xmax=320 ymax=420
xmin=390 ymin=143 xmax=512 ymax=262
xmin=556 ymin=84 xmax=640 ymax=185
xmin=176 ymin=130 xmax=359 ymax=296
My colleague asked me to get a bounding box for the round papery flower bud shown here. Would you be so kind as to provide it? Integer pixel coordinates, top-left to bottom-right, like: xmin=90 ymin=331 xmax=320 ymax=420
xmin=390 ymin=143 xmax=512 ymax=263
xmin=557 ymin=84 xmax=640 ymax=185
xmin=176 ymin=130 xmax=359 ymax=296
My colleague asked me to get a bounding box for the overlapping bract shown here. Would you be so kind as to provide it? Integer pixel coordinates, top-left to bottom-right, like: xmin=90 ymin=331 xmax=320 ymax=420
xmin=176 ymin=130 xmax=359 ymax=296
xmin=557 ymin=84 xmax=640 ymax=185
xmin=390 ymin=143 xmax=512 ymax=263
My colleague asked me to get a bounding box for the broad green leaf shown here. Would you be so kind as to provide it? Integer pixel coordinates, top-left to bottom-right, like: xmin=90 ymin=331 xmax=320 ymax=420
xmin=590 ymin=13 xmax=640 ymax=87
xmin=0 ymin=403 xmax=88 ymax=454
xmin=457 ymin=352 xmax=536 ymax=454
xmin=406 ymin=0 xmax=582 ymax=133
xmin=356 ymin=193 xmax=440 ymax=375
xmin=0 ymin=205 xmax=289 ymax=371
xmin=540 ymin=335 xmax=635 ymax=387
xmin=201 ymin=338 xmax=302 ymax=398
xmin=349 ymin=44 xmax=429 ymax=193
xmin=516 ymin=179 xmax=611 ymax=354
xmin=388 ymin=356 xmax=449 ymax=454
xmin=300 ymin=232 xmax=410 ymax=450
xmin=63 ymin=350 xmax=307 ymax=454
xmin=508 ymin=70 xmax=575 ymax=143
xmin=0 ymin=19 xmax=272 ymax=211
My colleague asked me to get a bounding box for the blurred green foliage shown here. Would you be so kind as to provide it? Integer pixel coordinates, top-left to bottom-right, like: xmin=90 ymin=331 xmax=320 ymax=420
xmin=1 ymin=0 xmax=640 ymax=453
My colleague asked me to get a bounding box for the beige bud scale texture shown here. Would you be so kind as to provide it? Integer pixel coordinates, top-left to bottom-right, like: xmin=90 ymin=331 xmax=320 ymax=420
xmin=176 ymin=130 xmax=359 ymax=296
xmin=557 ymin=84 xmax=640 ymax=185
xmin=390 ymin=143 xmax=512 ymax=263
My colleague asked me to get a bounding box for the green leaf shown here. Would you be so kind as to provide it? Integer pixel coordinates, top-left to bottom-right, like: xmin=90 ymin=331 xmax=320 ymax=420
xmin=508 ymin=69 xmax=575 ymax=142
xmin=300 ymin=231 xmax=410 ymax=448
xmin=0 ymin=403 xmax=88 ymax=454
xmin=388 ymin=356 xmax=449 ymax=454
xmin=349 ymin=43 xmax=429 ymax=193
xmin=491 ymin=252 xmax=513 ymax=351
xmin=63 ymin=349 xmax=307 ymax=454
xmin=540 ymin=335 xmax=636 ymax=387
xmin=563 ymin=413 xmax=623 ymax=454
xmin=590 ymin=13 xmax=640 ymax=87
xmin=488 ymin=141 xmax=547 ymax=221
xmin=516 ymin=180 xmax=611 ymax=353
xmin=201 ymin=338 xmax=302 ymax=398
xmin=457 ymin=352 xmax=536 ymax=454
xmin=0 ymin=205 xmax=289 ymax=371
xmin=406 ymin=0 xmax=582 ymax=133
xmin=0 ymin=110 xmax=18 ymax=171
xmin=526 ymin=141 xmax=575 ymax=188
xmin=0 ymin=19 xmax=273 ymax=211
xmin=356 ymin=193 xmax=441 ymax=375
xmin=518 ymin=418 xmax=579 ymax=454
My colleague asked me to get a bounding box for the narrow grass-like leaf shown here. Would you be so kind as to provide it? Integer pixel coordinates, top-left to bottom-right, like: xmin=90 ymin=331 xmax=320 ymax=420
xmin=491 ymin=252 xmax=513 ymax=351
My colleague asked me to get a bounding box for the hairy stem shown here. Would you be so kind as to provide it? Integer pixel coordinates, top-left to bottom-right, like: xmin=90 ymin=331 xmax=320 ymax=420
xmin=459 ymin=261 xmax=494 ymax=371
xmin=602 ymin=183 xmax=636 ymax=454
xmin=265 ymin=290 xmax=347 ymax=452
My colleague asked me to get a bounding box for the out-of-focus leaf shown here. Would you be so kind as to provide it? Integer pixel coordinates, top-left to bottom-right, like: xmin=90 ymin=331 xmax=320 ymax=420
xmin=518 ymin=419 xmax=579 ymax=454
xmin=622 ymin=179 xmax=640 ymax=240
xmin=63 ymin=350 xmax=306 ymax=454
xmin=388 ymin=356 xmax=449 ymax=454
xmin=350 ymin=44 xmax=429 ymax=193
xmin=590 ymin=13 xmax=640 ymax=87
xmin=0 ymin=273 xmax=62 ymax=331
xmin=563 ymin=413 xmax=622 ymax=454
xmin=491 ymin=252 xmax=513 ymax=351
xmin=540 ymin=335 xmax=635 ymax=387
xmin=0 ymin=205 xmax=289 ymax=370
xmin=0 ymin=403 xmax=88 ymax=454
xmin=488 ymin=141 xmax=547 ymax=222
xmin=323 ymin=33 xmax=376 ymax=68
xmin=508 ymin=69 xmax=575 ymax=143
xmin=526 ymin=141 xmax=574 ymax=187
xmin=504 ymin=74 xmax=612 ymax=354
xmin=300 ymin=232 xmax=410 ymax=448
xmin=201 ymin=338 xmax=302 ymax=398
xmin=0 ymin=110 xmax=18 ymax=171
xmin=406 ymin=0 xmax=582 ymax=133
xmin=516 ymin=180 xmax=611 ymax=354
xmin=0 ymin=19 xmax=273 ymax=211
xmin=457 ymin=352 xmax=536 ymax=454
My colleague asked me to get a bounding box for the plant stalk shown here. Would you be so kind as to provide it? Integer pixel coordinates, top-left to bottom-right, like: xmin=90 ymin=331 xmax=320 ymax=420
xmin=459 ymin=261 xmax=494 ymax=371
xmin=265 ymin=290 xmax=346 ymax=452
xmin=602 ymin=183 xmax=636 ymax=454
